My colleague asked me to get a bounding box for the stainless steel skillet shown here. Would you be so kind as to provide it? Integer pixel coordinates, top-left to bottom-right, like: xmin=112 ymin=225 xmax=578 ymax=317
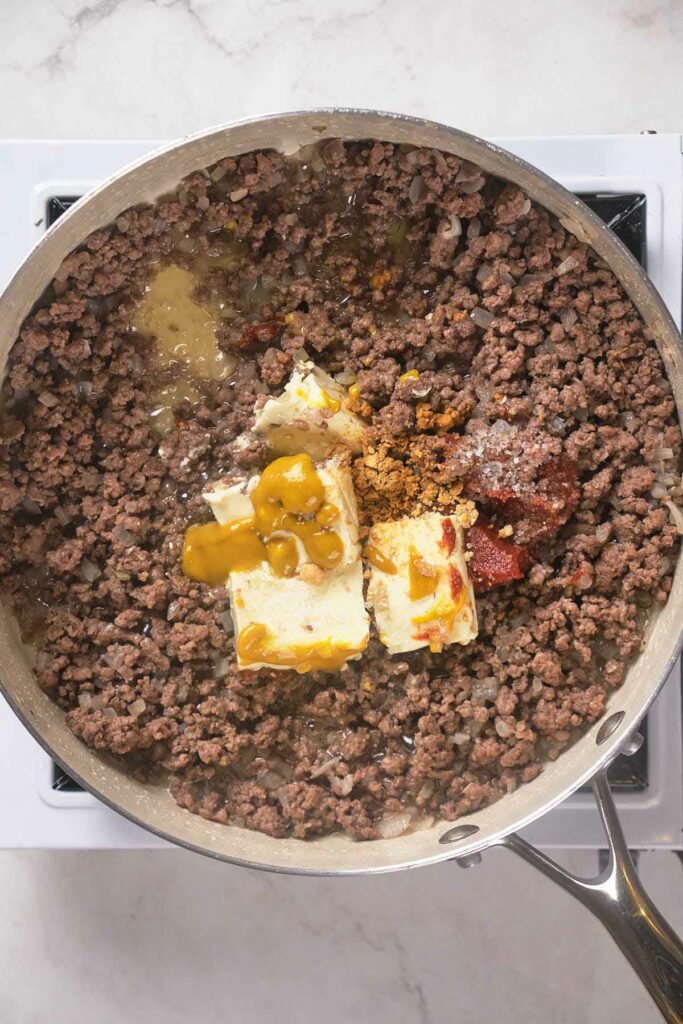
xmin=0 ymin=109 xmax=682 ymax=1019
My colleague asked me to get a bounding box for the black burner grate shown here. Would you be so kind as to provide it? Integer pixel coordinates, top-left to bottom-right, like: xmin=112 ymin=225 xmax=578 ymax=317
xmin=578 ymin=192 xmax=648 ymax=791
xmin=44 ymin=189 xmax=650 ymax=794
xmin=46 ymin=196 xmax=79 ymax=228
xmin=579 ymin=192 xmax=647 ymax=267
xmin=51 ymin=762 xmax=83 ymax=792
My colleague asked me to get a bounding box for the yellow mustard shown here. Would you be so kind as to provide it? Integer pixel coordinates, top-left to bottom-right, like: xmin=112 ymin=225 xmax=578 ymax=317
xmin=399 ymin=369 xmax=420 ymax=382
xmin=237 ymin=622 xmax=366 ymax=673
xmin=408 ymin=547 xmax=440 ymax=600
xmin=365 ymin=543 xmax=397 ymax=575
xmin=182 ymin=454 xmax=343 ymax=585
xmin=182 ymin=519 xmax=267 ymax=585
xmin=265 ymin=537 xmax=299 ymax=579
xmin=319 ymin=388 xmax=341 ymax=414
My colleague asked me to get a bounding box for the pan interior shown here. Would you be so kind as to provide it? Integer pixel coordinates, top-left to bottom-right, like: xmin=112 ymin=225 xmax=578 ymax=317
xmin=0 ymin=110 xmax=681 ymax=874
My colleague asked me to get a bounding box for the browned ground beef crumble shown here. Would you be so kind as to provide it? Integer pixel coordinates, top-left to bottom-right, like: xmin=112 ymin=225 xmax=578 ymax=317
xmin=0 ymin=140 xmax=680 ymax=840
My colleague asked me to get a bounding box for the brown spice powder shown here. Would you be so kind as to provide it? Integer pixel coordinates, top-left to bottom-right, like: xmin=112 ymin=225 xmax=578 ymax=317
xmin=351 ymin=436 xmax=477 ymax=529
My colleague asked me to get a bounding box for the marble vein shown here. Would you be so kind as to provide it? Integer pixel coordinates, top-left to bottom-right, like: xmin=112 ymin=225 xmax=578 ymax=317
xmin=11 ymin=0 xmax=393 ymax=84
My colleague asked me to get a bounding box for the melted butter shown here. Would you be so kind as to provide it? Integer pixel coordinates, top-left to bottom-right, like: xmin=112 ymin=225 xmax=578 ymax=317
xmin=183 ymin=519 xmax=266 ymax=585
xmin=237 ymin=622 xmax=367 ymax=673
xmin=149 ymin=381 xmax=200 ymax=436
xmin=133 ymin=265 xmax=233 ymax=381
xmin=408 ymin=547 xmax=440 ymax=600
xmin=366 ymin=543 xmax=397 ymax=575
xmin=182 ymin=454 xmax=344 ymax=584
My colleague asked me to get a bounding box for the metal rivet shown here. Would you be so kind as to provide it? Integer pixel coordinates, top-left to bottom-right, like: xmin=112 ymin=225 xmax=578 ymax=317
xmin=456 ymin=852 xmax=482 ymax=869
xmin=439 ymin=823 xmax=479 ymax=845
xmin=596 ymin=711 xmax=625 ymax=745
xmin=621 ymin=731 xmax=644 ymax=757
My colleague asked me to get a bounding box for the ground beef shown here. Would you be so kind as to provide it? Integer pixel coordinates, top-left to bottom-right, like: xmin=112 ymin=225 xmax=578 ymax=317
xmin=0 ymin=140 xmax=680 ymax=841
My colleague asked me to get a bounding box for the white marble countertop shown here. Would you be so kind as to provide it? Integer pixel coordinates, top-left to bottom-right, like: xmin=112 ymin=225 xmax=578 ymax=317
xmin=2 ymin=2 xmax=683 ymax=1022
xmin=2 ymin=0 xmax=683 ymax=141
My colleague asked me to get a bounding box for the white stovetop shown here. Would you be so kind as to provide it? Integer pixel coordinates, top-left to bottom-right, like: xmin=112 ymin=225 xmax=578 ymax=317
xmin=2 ymin=2 xmax=683 ymax=1022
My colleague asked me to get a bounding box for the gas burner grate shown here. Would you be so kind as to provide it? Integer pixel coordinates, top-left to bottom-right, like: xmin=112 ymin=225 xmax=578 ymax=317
xmin=46 ymin=196 xmax=79 ymax=227
xmin=579 ymin=192 xmax=647 ymax=266
xmin=45 ymin=189 xmax=650 ymax=795
xmin=576 ymin=191 xmax=648 ymax=791
xmin=51 ymin=763 xmax=83 ymax=792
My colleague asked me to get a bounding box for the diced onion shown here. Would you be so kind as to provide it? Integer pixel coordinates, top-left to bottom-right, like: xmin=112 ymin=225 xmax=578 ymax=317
xmin=377 ymin=810 xmax=414 ymax=839
xmin=472 ymin=677 xmax=500 ymax=702
xmin=467 ymin=218 xmax=481 ymax=239
xmin=103 ymin=646 xmax=125 ymax=670
xmin=595 ymin=523 xmax=611 ymax=544
xmin=460 ymin=177 xmax=485 ymax=194
xmin=292 ymin=254 xmax=310 ymax=278
xmin=166 ymin=600 xmax=182 ymax=621
xmin=79 ymin=558 xmax=102 ymax=582
xmin=441 ymin=214 xmax=462 ymax=240
xmin=309 ymin=755 xmax=341 ymax=780
xmin=664 ymin=499 xmax=683 ymax=535
xmin=212 ymin=657 xmax=231 ymax=679
xmin=559 ymin=307 xmax=578 ymax=330
xmin=556 ymin=255 xmax=579 ymax=276
xmin=112 ymin=525 xmax=135 ymax=547
xmin=408 ymin=176 xmax=425 ymax=204
xmin=470 ymin=307 xmax=494 ymax=329
xmin=21 ymin=496 xmax=42 ymax=515
xmin=54 ymin=504 xmax=72 ymax=526
xmin=335 ymin=369 xmax=357 ymax=386
xmin=476 ymin=263 xmax=494 ymax=286
xmin=331 ymin=774 xmax=354 ymax=797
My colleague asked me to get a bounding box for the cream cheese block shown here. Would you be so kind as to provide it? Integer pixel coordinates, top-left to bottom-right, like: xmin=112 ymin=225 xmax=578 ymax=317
xmin=366 ymin=513 xmax=478 ymax=655
xmin=253 ymin=361 xmax=367 ymax=457
xmin=203 ymin=477 xmax=255 ymax=524
xmin=229 ymin=561 xmax=369 ymax=672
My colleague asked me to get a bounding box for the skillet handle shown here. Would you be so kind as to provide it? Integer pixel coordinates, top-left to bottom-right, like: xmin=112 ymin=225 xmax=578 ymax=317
xmin=500 ymin=770 xmax=683 ymax=1022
